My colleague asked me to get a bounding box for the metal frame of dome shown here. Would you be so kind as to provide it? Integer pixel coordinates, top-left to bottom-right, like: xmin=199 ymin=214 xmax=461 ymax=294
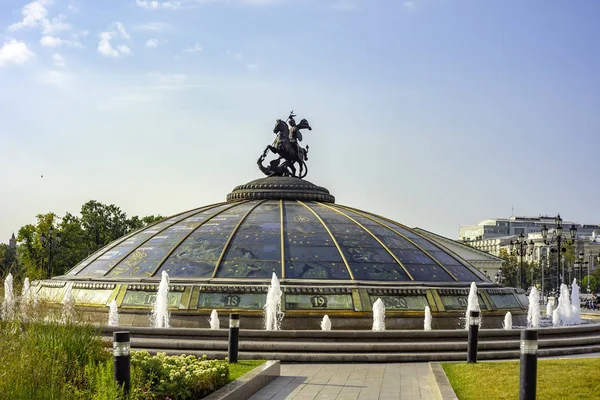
xmin=61 ymin=198 xmax=488 ymax=285
xmin=30 ymin=176 xmax=528 ymax=330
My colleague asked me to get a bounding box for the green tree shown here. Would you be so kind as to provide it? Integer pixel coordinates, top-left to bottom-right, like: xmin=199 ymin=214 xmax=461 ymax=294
xmin=126 ymin=214 xmax=164 ymax=232
xmin=80 ymin=201 xmax=130 ymax=253
xmin=0 ymin=243 xmax=18 ymax=277
xmin=582 ymin=275 xmax=600 ymax=294
xmin=13 ymin=201 xmax=164 ymax=279
xmin=498 ymin=248 xmax=518 ymax=288
xmin=16 ymin=213 xmax=59 ymax=280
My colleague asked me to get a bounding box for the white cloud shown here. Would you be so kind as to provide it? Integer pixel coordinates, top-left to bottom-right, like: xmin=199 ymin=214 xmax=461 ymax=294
xmin=40 ymin=36 xmax=61 ymax=47
xmin=52 ymin=53 xmax=66 ymax=67
xmin=247 ymin=63 xmax=258 ymax=70
xmin=39 ymin=70 xmax=71 ymax=86
xmin=8 ymin=0 xmax=50 ymax=31
xmin=117 ymin=45 xmax=132 ymax=55
xmin=404 ymin=1 xmax=418 ymax=10
xmin=184 ymin=44 xmax=203 ymax=53
xmin=8 ymin=0 xmax=72 ymax=36
xmin=41 ymin=14 xmax=71 ymax=35
xmin=98 ymin=22 xmax=131 ymax=58
xmin=40 ymin=36 xmax=81 ymax=48
xmin=115 ymin=22 xmax=130 ymax=40
xmin=135 ymin=0 xmax=183 ymax=10
xmin=146 ymin=38 xmax=159 ymax=47
xmin=98 ymin=33 xmax=118 ymax=57
xmin=0 ymin=39 xmax=35 ymax=67
xmin=134 ymin=22 xmax=171 ymax=32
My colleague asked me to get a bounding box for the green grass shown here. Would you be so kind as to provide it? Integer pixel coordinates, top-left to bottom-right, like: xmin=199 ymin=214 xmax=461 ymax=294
xmin=227 ymin=360 xmax=267 ymax=383
xmin=442 ymin=358 xmax=600 ymax=400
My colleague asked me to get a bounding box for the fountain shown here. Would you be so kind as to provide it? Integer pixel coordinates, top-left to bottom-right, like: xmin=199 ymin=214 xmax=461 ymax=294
xmin=552 ymin=308 xmax=560 ymax=327
xmin=32 ymin=285 xmax=39 ymax=307
xmin=555 ymin=283 xmax=572 ymax=326
xmin=1 ymin=273 xmax=15 ymax=321
xmin=527 ymin=287 xmax=541 ymax=328
xmin=264 ymin=272 xmax=283 ymax=331
xmin=320 ymin=315 xmax=331 ymax=331
xmin=424 ymin=306 xmax=432 ymax=331
xmin=20 ymin=277 xmax=30 ymax=316
xmin=503 ymin=312 xmax=512 ymax=330
xmin=151 ymin=271 xmax=170 ymax=328
xmin=108 ymin=299 xmax=119 ymax=326
xmin=209 ymin=309 xmax=220 ymax=330
xmin=570 ymin=279 xmax=581 ymax=325
xmin=372 ymin=298 xmax=385 ymax=331
xmin=62 ymin=284 xmax=76 ymax=323
xmin=464 ymin=282 xmax=481 ymax=330
xmin=546 ymin=298 xmax=553 ymax=317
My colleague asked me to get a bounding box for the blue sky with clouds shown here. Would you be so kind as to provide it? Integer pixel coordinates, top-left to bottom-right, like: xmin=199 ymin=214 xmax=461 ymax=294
xmin=1 ymin=0 xmax=599 ymax=244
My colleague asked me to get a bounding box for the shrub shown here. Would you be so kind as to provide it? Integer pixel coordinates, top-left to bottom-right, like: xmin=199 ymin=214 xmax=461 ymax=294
xmin=131 ymin=351 xmax=229 ymax=400
xmin=0 ymin=319 xmax=110 ymax=399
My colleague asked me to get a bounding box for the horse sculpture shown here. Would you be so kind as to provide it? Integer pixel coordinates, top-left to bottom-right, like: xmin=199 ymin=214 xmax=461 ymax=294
xmin=262 ymin=116 xmax=311 ymax=179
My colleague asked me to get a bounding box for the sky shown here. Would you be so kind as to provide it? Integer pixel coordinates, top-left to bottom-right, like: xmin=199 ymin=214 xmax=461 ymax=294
xmin=1 ymin=0 xmax=599 ymax=244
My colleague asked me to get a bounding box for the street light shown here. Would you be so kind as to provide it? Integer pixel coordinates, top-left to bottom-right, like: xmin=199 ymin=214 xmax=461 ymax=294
xmin=541 ymin=214 xmax=577 ymax=287
xmin=574 ymin=252 xmax=589 ymax=288
xmin=510 ymin=232 xmax=534 ymax=289
xmin=40 ymin=225 xmax=61 ymax=279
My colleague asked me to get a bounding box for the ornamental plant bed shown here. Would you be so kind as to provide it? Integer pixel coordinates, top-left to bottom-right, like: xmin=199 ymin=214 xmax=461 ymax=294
xmin=442 ymin=358 xmax=600 ymax=400
xmin=0 ymin=314 xmax=264 ymax=400
xmin=131 ymin=352 xmax=265 ymax=400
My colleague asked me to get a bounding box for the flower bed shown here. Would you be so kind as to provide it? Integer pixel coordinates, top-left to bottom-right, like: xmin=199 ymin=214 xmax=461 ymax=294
xmin=131 ymin=352 xmax=229 ymax=400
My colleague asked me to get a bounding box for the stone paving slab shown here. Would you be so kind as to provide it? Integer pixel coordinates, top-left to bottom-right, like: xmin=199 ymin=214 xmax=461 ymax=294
xmin=248 ymin=364 xmax=434 ymax=400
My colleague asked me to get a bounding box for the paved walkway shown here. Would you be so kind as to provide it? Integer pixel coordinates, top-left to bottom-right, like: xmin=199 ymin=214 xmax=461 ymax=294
xmin=249 ymin=363 xmax=434 ymax=400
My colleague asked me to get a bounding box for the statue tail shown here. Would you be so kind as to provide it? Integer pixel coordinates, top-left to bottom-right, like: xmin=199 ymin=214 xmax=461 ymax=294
xmin=300 ymin=160 xmax=308 ymax=179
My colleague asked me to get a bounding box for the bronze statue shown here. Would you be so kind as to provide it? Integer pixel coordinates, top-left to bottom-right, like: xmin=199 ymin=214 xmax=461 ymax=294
xmin=257 ymin=154 xmax=293 ymax=177
xmin=260 ymin=111 xmax=312 ymax=178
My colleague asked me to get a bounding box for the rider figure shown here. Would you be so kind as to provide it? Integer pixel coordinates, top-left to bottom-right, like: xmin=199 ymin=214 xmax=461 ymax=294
xmin=288 ymin=113 xmax=307 ymax=161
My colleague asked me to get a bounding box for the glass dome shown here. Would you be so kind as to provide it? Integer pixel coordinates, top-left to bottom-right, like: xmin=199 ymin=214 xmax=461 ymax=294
xmin=65 ymin=177 xmax=488 ymax=285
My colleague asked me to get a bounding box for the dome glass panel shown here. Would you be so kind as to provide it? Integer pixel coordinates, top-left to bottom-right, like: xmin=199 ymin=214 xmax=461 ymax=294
xmin=65 ymin=196 xmax=490 ymax=284
xmin=156 ymin=202 xmax=254 ymax=278
xmin=283 ymin=202 xmax=350 ymax=280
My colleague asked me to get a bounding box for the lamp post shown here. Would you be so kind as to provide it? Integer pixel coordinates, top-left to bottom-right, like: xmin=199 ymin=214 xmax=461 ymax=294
xmin=40 ymin=225 xmax=61 ymax=279
xmin=113 ymin=331 xmax=131 ymax=396
xmin=510 ymin=233 xmax=534 ymax=289
xmin=467 ymin=310 xmax=481 ymax=364
xmin=575 ymin=252 xmax=588 ymax=287
xmin=541 ymin=250 xmax=549 ymax=306
xmin=541 ymin=214 xmax=577 ymax=287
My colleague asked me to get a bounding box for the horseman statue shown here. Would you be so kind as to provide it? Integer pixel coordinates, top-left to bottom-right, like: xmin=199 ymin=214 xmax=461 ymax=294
xmin=259 ymin=111 xmax=312 ymax=179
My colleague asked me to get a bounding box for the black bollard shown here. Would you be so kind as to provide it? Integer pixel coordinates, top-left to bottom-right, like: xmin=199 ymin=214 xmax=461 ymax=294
xmin=519 ymin=329 xmax=538 ymax=400
xmin=467 ymin=310 xmax=480 ymax=364
xmin=113 ymin=331 xmax=131 ymax=396
xmin=228 ymin=313 xmax=240 ymax=363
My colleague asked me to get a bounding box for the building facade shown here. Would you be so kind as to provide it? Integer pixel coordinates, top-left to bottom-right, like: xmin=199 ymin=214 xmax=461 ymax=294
xmin=460 ymin=216 xmax=600 ymax=274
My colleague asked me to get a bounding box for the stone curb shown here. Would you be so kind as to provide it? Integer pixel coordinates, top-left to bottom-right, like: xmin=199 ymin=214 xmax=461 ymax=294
xmin=99 ymin=323 xmax=600 ymax=339
xmin=429 ymin=362 xmax=458 ymax=400
xmin=203 ymin=360 xmax=280 ymax=400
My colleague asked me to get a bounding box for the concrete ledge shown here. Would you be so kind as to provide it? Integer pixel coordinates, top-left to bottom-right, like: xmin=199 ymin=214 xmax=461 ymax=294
xmin=429 ymin=363 xmax=458 ymax=400
xmin=203 ymin=360 xmax=280 ymax=400
xmin=99 ymin=323 xmax=600 ymax=339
